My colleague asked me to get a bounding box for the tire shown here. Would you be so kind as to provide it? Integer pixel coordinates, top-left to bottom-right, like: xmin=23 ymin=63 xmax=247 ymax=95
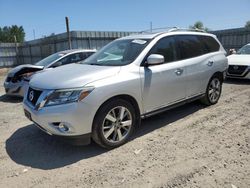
xmin=92 ymin=99 xmax=136 ymax=149
xmin=200 ymin=76 xmax=222 ymax=105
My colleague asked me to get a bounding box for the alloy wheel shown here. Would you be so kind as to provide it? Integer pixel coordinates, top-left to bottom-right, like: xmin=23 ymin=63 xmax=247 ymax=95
xmin=102 ymin=106 xmax=132 ymax=143
xmin=208 ymin=78 xmax=221 ymax=103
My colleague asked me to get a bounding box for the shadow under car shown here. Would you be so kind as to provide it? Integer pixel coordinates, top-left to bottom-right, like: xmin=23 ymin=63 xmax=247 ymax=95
xmin=0 ymin=94 xmax=23 ymax=103
xmin=6 ymin=101 xmax=204 ymax=170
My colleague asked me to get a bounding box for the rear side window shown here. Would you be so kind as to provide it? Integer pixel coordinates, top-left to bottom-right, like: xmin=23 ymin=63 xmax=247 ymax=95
xmin=149 ymin=36 xmax=176 ymax=63
xmin=175 ymin=35 xmax=220 ymax=60
xmin=199 ymin=36 xmax=220 ymax=53
xmin=175 ymin=35 xmax=205 ymax=60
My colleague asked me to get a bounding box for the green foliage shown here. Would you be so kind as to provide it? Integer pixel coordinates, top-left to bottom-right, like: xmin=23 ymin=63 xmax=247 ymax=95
xmin=245 ymin=21 xmax=250 ymax=28
xmin=0 ymin=25 xmax=25 ymax=42
xmin=189 ymin=21 xmax=209 ymax=32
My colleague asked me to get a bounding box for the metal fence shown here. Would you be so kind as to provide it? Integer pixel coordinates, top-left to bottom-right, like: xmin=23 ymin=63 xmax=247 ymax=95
xmin=212 ymin=27 xmax=250 ymax=51
xmin=0 ymin=31 xmax=134 ymax=67
xmin=1 ymin=28 xmax=250 ymax=68
xmin=0 ymin=43 xmax=20 ymax=67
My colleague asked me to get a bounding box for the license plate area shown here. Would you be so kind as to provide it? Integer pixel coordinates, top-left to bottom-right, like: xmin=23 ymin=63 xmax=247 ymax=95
xmin=24 ymin=109 xmax=32 ymax=121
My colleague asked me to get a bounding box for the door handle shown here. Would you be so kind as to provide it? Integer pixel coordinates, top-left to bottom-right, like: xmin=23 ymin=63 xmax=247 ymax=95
xmin=175 ymin=68 xmax=184 ymax=76
xmin=207 ymin=61 xmax=214 ymax=66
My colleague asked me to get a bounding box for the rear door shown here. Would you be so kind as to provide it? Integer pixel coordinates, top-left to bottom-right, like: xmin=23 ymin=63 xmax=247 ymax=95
xmin=175 ymin=35 xmax=218 ymax=98
xmin=140 ymin=36 xmax=187 ymax=113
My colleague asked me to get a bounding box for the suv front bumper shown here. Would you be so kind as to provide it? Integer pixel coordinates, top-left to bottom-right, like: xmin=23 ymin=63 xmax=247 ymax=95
xmin=23 ymin=99 xmax=96 ymax=145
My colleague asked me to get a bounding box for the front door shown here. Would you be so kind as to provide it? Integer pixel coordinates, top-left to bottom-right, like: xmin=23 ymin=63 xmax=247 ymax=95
xmin=140 ymin=36 xmax=186 ymax=113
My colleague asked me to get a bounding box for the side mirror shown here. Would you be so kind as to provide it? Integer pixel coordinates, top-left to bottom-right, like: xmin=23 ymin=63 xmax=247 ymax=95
xmin=51 ymin=61 xmax=62 ymax=68
xmin=146 ymin=54 xmax=164 ymax=66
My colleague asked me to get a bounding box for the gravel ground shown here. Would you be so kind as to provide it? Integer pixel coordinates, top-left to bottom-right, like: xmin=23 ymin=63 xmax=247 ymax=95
xmin=0 ymin=71 xmax=249 ymax=188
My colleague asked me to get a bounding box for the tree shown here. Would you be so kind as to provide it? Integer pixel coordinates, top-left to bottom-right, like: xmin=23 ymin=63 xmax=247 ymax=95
xmin=245 ymin=21 xmax=250 ymax=29
xmin=0 ymin=25 xmax=25 ymax=42
xmin=189 ymin=21 xmax=209 ymax=32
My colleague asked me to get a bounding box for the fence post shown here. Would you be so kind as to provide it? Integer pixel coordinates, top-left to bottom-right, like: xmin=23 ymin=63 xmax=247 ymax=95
xmin=65 ymin=17 xmax=72 ymax=49
xmin=29 ymin=45 xmax=32 ymax=64
xmin=14 ymin=35 xmax=19 ymax=65
xmin=88 ymin=37 xmax=91 ymax=49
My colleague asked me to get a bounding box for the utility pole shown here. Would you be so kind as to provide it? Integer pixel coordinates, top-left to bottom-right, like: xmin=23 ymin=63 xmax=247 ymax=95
xmin=150 ymin=21 xmax=153 ymax=32
xmin=14 ymin=35 xmax=18 ymax=65
xmin=65 ymin=16 xmax=72 ymax=49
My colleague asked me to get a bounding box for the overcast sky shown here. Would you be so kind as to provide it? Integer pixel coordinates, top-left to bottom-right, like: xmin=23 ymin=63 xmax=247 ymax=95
xmin=0 ymin=0 xmax=250 ymax=41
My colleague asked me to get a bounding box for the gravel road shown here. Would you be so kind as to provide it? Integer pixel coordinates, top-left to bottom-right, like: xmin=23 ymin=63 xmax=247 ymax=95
xmin=0 ymin=70 xmax=249 ymax=188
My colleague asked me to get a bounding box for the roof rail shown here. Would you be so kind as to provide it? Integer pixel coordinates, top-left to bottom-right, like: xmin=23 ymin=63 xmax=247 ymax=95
xmin=138 ymin=27 xmax=177 ymax=34
xmin=138 ymin=27 xmax=206 ymax=34
xmin=168 ymin=27 xmax=206 ymax=33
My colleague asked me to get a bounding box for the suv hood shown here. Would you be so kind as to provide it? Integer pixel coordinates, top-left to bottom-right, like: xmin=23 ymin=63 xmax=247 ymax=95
xmin=29 ymin=63 xmax=120 ymax=89
xmin=8 ymin=64 xmax=44 ymax=77
xmin=227 ymin=54 xmax=250 ymax=66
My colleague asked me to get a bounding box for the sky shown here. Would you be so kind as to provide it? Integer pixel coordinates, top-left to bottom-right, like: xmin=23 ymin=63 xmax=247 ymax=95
xmin=0 ymin=0 xmax=250 ymax=41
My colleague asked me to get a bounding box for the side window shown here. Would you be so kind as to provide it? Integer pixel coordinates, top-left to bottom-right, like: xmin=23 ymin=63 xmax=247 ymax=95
xmin=80 ymin=52 xmax=95 ymax=61
xmin=175 ymin=35 xmax=205 ymax=60
xmin=58 ymin=56 xmax=70 ymax=65
xmin=202 ymin=36 xmax=220 ymax=52
xmin=59 ymin=53 xmax=83 ymax=65
xmin=149 ymin=37 xmax=176 ymax=63
xmin=197 ymin=36 xmax=210 ymax=53
xmin=56 ymin=56 xmax=70 ymax=66
xmin=69 ymin=53 xmax=82 ymax=63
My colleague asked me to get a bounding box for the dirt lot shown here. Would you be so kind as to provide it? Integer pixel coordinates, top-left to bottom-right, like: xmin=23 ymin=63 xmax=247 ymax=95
xmin=0 ymin=70 xmax=249 ymax=188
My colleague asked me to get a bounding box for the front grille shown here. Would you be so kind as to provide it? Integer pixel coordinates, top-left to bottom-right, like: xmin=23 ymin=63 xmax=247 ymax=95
xmin=227 ymin=65 xmax=248 ymax=75
xmin=27 ymin=87 xmax=43 ymax=106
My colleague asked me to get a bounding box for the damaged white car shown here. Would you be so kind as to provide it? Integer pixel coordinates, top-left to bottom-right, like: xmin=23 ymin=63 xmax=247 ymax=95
xmin=4 ymin=49 xmax=96 ymax=97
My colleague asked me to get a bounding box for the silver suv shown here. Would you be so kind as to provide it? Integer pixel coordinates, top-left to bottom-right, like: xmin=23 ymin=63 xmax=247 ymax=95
xmin=23 ymin=29 xmax=228 ymax=148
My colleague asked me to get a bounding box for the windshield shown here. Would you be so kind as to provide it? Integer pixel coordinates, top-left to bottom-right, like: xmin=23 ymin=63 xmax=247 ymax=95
xmin=35 ymin=52 xmax=65 ymax=67
xmin=237 ymin=44 xmax=250 ymax=55
xmin=81 ymin=39 xmax=150 ymax=66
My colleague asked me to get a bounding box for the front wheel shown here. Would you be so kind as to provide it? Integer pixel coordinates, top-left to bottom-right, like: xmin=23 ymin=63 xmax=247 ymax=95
xmin=200 ymin=76 xmax=222 ymax=105
xmin=92 ymin=99 xmax=136 ymax=149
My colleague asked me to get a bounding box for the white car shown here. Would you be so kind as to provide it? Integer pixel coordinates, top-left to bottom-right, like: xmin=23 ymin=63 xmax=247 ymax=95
xmin=4 ymin=49 xmax=96 ymax=97
xmin=227 ymin=43 xmax=250 ymax=79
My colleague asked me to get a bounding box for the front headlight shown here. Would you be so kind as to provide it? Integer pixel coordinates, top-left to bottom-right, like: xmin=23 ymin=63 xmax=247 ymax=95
xmin=44 ymin=87 xmax=94 ymax=107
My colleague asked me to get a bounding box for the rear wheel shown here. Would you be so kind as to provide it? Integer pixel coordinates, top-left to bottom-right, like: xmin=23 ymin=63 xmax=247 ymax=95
xmin=92 ymin=99 xmax=136 ymax=149
xmin=200 ymin=76 xmax=222 ymax=105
